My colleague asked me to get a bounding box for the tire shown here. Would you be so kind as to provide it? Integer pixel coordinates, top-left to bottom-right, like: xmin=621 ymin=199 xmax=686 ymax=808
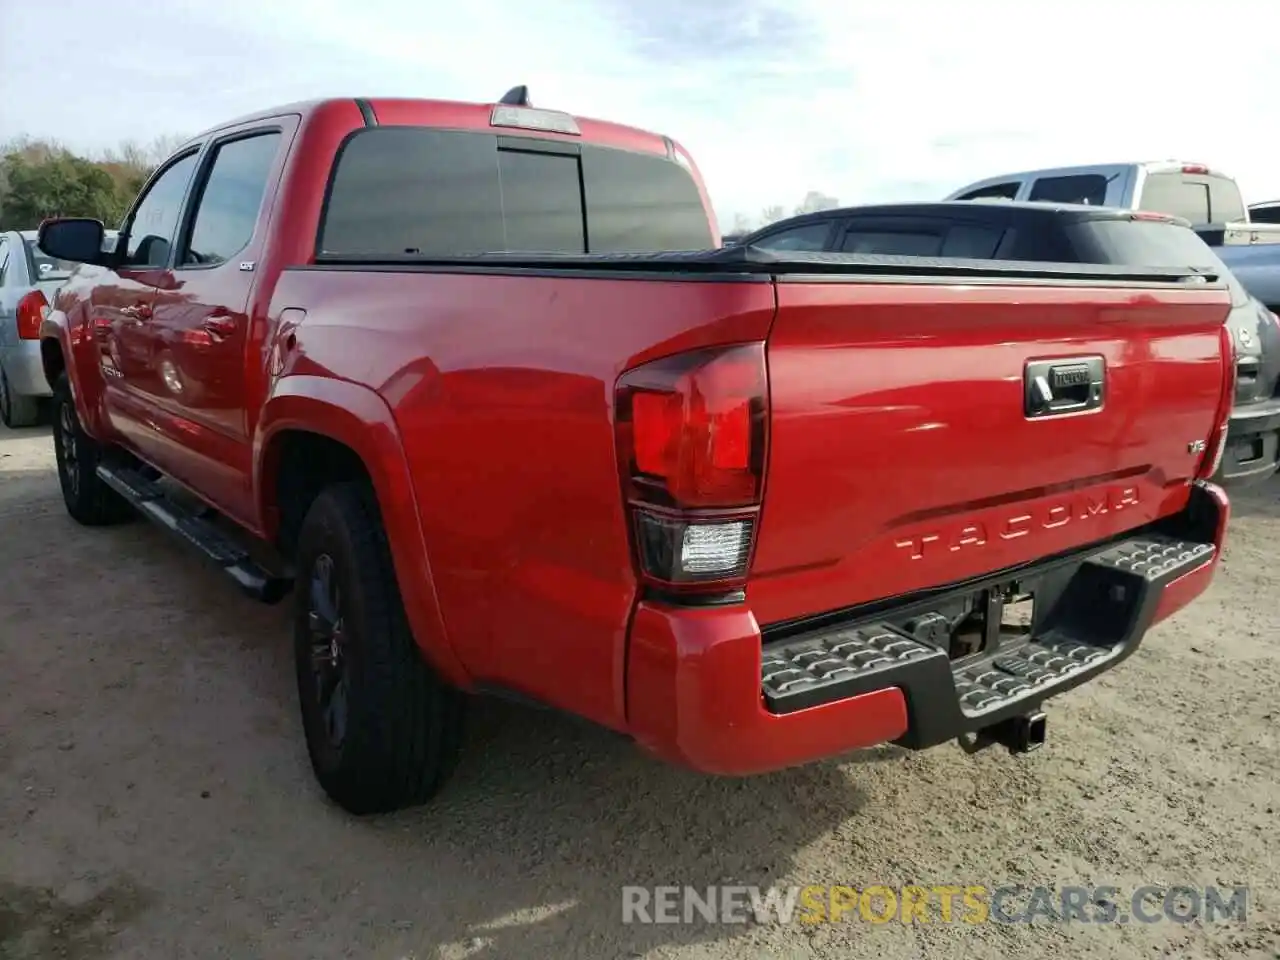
xmin=50 ymin=372 xmax=135 ymax=526
xmin=0 ymin=364 xmax=41 ymax=428
xmin=293 ymin=481 xmax=465 ymax=815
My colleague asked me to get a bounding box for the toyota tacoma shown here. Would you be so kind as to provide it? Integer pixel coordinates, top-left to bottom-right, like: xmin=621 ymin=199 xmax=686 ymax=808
xmin=36 ymin=90 xmax=1235 ymax=814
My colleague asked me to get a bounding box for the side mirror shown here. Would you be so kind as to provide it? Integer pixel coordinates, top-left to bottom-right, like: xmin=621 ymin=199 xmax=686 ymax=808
xmin=37 ymin=218 xmax=110 ymax=267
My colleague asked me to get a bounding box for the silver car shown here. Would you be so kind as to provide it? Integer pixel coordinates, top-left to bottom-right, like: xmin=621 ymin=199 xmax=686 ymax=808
xmin=0 ymin=229 xmax=80 ymax=426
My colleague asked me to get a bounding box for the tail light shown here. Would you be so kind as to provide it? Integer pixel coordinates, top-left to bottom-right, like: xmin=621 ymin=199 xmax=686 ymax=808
xmin=1196 ymin=324 xmax=1237 ymax=481
xmin=615 ymin=342 xmax=768 ymax=596
xmin=16 ymin=289 xmax=50 ymax=340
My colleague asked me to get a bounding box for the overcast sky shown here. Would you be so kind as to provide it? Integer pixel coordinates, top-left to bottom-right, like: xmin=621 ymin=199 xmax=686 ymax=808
xmin=3 ymin=0 xmax=1279 ymax=229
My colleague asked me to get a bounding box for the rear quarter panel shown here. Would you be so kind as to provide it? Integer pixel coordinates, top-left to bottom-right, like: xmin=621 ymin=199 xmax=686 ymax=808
xmin=40 ymin=264 xmax=119 ymax=439
xmin=265 ymin=267 xmax=776 ymax=729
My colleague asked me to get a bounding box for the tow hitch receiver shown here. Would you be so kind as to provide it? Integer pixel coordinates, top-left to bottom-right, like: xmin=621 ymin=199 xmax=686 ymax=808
xmin=960 ymin=711 xmax=1047 ymax=755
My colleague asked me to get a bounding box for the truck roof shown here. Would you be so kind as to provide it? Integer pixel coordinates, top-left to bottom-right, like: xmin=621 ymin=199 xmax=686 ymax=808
xmin=181 ymin=93 xmax=682 ymax=162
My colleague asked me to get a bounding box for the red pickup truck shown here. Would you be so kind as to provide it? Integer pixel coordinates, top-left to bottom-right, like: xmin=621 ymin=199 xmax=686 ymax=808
xmin=36 ymin=91 xmax=1234 ymax=815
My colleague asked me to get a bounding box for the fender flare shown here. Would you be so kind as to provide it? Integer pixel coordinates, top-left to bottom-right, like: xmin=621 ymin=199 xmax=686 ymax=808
xmin=255 ymin=375 xmax=471 ymax=688
xmin=39 ymin=311 xmax=107 ymax=440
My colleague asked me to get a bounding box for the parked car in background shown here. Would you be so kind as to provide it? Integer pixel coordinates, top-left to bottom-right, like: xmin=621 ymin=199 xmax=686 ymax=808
xmin=0 ymin=228 xmax=119 ymax=427
xmin=1212 ymin=204 xmax=1280 ymax=317
xmin=1215 ymin=242 xmax=1280 ymax=316
xmin=0 ymin=230 xmax=78 ymax=425
xmin=736 ymin=200 xmax=1280 ymax=488
xmin=942 ymin=160 xmax=1280 ymax=237
xmin=1247 ymin=200 xmax=1280 ymax=224
xmin=944 ymin=161 xmax=1280 ymax=309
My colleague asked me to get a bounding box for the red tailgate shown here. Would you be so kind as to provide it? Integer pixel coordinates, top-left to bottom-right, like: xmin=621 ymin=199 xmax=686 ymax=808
xmin=749 ymin=281 xmax=1231 ymax=626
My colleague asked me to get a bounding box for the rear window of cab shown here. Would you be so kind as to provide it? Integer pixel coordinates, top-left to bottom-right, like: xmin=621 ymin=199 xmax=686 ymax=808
xmin=318 ymin=127 xmax=715 ymax=258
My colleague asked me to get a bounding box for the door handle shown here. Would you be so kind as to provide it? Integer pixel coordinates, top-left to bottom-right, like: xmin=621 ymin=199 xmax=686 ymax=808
xmin=1024 ymin=357 xmax=1105 ymax=418
xmin=202 ymin=315 xmax=238 ymax=341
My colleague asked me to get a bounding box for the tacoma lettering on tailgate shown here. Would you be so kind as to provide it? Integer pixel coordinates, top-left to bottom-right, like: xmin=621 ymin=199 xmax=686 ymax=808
xmin=894 ymin=486 xmax=1141 ymax=561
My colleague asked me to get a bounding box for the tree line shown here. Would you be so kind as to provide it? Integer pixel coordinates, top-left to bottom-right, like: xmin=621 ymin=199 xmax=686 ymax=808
xmin=1 ymin=132 xmax=836 ymax=240
xmin=728 ymin=190 xmax=841 ymax=235
xmin=0 ymin=134 xmax=186 ymax=232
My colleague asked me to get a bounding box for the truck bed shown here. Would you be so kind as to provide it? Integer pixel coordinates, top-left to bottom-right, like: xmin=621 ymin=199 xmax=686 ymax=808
xmin=269 ymin=253 xmax=1232 ymax=727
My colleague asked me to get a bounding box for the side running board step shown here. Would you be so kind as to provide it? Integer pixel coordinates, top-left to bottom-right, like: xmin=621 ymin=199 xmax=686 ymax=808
xmin=96 ymin=464 xmax=292 ymax=604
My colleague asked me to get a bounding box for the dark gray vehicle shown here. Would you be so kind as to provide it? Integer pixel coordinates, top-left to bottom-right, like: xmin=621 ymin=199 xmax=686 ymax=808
xmin=1215 ymin=242 xmax=1280 ymax=317
xmin=737 ymin=200 xmax=1280 ymax=488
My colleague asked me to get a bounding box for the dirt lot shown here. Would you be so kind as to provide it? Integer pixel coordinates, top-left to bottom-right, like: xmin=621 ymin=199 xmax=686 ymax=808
xmin=1 ymin=420 xmax=1277 ymax=960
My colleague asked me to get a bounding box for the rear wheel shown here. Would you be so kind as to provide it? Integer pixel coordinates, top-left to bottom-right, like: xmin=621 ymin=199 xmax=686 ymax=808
xmin=293 ymin=481 xmax=465 ymax=815
xmin=50 ymin=372 xmax=134 ymax=526
xmin=0 ymin=365 xmax=40 ymax=428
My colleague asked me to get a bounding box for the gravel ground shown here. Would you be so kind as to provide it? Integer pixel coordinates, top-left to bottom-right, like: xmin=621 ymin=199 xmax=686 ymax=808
xmin=1 ymin=420 xmax=1277 ymax=960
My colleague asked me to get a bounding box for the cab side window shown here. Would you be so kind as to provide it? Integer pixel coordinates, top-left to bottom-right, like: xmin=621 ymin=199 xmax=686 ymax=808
xmin=1028 ymin=174 xmax=1108 ymax=206
xmin=1249 ymin=204 xmax=1280 ymax=224
xmin=122 ymin=151 xmax=200 ymax=268
xmin=182 ymin=132 xmax=281 ymax=267
xmin=956 ymin=182 xmax=1020 ymax=201
xmin=752 ymin=222 xmax=832 ymax=252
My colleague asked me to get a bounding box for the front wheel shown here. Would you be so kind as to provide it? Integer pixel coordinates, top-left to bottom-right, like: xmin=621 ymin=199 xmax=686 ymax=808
xmin=50 ymin=372 xmax=134 ymax=526
xmin=293 ymin=481 xmax=466 ymax=815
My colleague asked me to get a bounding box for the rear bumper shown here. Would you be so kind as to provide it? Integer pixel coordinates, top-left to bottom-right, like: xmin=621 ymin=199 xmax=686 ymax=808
xmin=0 ymin=342 xmax=52 ymax=398
xmin=1215 ymin=396 xmax=1280 ymax=487
xmin=625 ymin=482 xmax=1228 ymax=776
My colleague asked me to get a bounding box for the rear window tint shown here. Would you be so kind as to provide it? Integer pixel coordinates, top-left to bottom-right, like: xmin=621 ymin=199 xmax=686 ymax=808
xmin=1137 ymin=173 xmax=1244 ymax=224
xmin=580 ymin=147 xmax=716 ymax=253
xmin=940 ymin=225 xmax=1003 ymax=259
xmin=1028 ymin=174 xmax=1109 ymax=206
xmin=318 ymin=127 xmax=713 ymax=257
xmin=839 ymin=224 xmax=1003 ymax=259
xmin=1139 ymin=174 xmax=1208 ymax=222
xmin=1207 ymin=177 xmax=1246 ymax=223
xmin=753 ymin=222 xmax=831 ymax=252
xmin=497 ymin=147 xmax=585 ymax=254
xmin=841 ymin=230 xmax=941 ymax=256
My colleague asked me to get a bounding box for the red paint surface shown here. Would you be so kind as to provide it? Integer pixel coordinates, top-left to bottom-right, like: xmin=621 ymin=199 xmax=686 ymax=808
xmin=626 ymin=601 xmax=909 ymax=774
xmin=1150 ymin=481 xmax=1230 ymax=627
